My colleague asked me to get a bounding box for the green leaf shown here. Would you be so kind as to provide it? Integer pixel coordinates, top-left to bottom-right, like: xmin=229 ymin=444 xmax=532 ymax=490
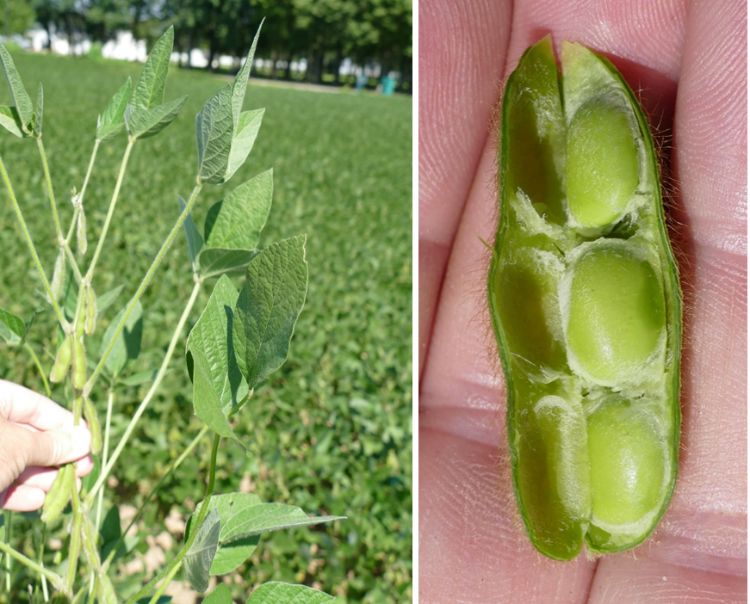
xmin=196 ymin=85 xmax=234 ymax=184
xmin=99 ymin=505 xmax=128 ymax=562
xmin=225 ymin=109 xmax=265 ymax=183
xmin=198 ymin=250 xmax=257 ymax=278
xmin=233 ymin=236 xmax=308 ymax=388
xmin=247 ymin=582 xmax=335 ymax=604
xmin=0 ymin=44 xmax=33 ymax=133
xmin=101 ymin=300 xmax=143 ymax=378
xmin=203 ymin=584 xmax=233 ymax=604
xmin=231 ymin=21 xmax=263 ymax=124
xmin=0 ymin=105 xmax=23 ymax=137
xmin=0 ymin=308 xmax=25 ymax=345
xmin=97 ymin=77 xmax=132 ymax=141
xmin=198 ymin=169 xmax=272 ymax=277
xmin=204 ymin=169 xmax=273 ymax=252
xmin=187 ymin=492 xmax=343 ymax=576
xmin=184 ymin=507 xmax=220 ymax=593
xmin=125 ymin=96 xmax=186 ymax=139
xmin=96 ymin=285 xmax=123 ymax=316
xmin=33 ymin=82 xmax=43 ymax=137
xmin=196 ymin=22 xmax=264 ymax=185
xmin=179 ymin=196 xmax=203 ymax=268
xmin=132 ymin=26 xmax=174 ymax=109
xmin=186 ymin=276 xmax=247 ymax=437
xmin=118 ymin=369 xmax=157 ymax=387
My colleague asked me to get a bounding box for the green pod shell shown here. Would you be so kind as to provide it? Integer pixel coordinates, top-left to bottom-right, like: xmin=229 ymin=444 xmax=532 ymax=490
xmin=83 ymin=285 xmax=97 ymax=335
xmin=49 ymin=335 xmax=73 ymax=384
xmin=488 ymin=38 xmax=681 ymax=559
xmin=82 ymin=396 xmax=102 ymax=454
xmin=41 ymin=463 xmax=74 ymax=524
xmin=71 ymin=337 xmax=87 ymax=391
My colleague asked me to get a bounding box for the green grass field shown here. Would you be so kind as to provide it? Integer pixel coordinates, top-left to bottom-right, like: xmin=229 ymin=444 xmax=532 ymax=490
xmin=0 ymin=52 xmax=411 ymax=602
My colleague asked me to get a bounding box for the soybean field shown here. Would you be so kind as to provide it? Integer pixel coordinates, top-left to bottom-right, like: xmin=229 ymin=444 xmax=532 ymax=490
xmin=0 ymin=51 xmax=411 ymax=602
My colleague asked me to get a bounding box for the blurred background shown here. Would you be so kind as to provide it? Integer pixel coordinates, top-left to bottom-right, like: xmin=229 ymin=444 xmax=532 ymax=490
xmin=1 ymin=0 xmax=411 ymax=93
xmin=0 ymin=1 xmax=411 ymax=602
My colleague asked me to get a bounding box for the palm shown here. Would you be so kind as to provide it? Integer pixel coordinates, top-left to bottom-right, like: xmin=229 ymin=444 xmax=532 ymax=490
xmin=419 ymin=1 xmax=746 ymax=601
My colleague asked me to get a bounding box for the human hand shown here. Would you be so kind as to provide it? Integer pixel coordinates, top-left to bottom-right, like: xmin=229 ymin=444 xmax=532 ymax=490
xmin=420 ymin=0 xmax=745 ymax=602
xmin=0 ymin=380 xmax=93 ymax=512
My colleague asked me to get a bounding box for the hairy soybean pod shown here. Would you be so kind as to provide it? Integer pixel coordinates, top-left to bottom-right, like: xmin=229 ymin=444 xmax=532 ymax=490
xmin=72 ymin=337 xmax=87 ymax=391
xmin=41 ymin=463 xmax=74 ymax=524
xmin=49 ymin=335 xmax=73 ymax=384
xmin=83 ymin=285 xmax=97 ymax=335
xmin=488 ymin=38 xmax=681 ymax=559
xmin=82 ymin=396 xmax=102 ymax=454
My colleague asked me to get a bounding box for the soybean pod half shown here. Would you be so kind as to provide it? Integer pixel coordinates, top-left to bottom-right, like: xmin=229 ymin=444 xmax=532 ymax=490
xmin=488 ymin=37 xmax=682 ymax=559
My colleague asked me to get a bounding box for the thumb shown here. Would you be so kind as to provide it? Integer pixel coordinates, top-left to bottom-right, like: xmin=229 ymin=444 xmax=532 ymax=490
xmin=17 ymin=424 xmax=91 ymax=468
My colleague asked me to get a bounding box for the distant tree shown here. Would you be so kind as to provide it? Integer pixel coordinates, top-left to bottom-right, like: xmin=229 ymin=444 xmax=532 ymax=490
xmin=0 ymin=0 xmax=36 ymax=36
xmin=84 ymin=0 xmax=129 ymax=42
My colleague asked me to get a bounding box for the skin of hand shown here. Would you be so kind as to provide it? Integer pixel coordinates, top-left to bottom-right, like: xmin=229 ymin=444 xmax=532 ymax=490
xmin=0 ymin=380 xmax=93 ymax=512
xmin=420 ymin=1 xmax=746 ymax=603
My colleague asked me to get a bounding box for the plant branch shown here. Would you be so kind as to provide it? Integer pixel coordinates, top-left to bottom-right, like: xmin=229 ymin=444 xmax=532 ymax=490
xmin=85 ymin=137 xmax=134 ymax=280
xmin=23 ymin=343 xmax=51 ymax=397
xmin=35 ymin=138 xmax=65 ymax=247
xmin=84 ymin=182 xmax=203 ymax=395
xmin=0 ymin=540 xmax=68 ymax=597
xmin=94 ymin=389 xmax=115 ymax=534
xmin=85 ymin=278 xmax=203 ymax=505
xmin=0 ymin=155 xmax=69 ymax=329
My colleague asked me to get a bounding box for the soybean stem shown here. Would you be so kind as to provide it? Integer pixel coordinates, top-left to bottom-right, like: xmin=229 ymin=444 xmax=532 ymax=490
xmin=3 ymin=511 xmax=10 ymax=592
xmin=134 ymin=434 xmax=221 ymax=604
xmin=94 ymin=389 xmax=115 ymax=534
xmin=23 ymin=343 xmax=51 ymax=397
xmin=35 ymin=138 xmax=64 ymax=248
xmin=85 ymin=137 xmax=134 ymax=281
xmin=85 ymin=181 xmax=203 ymax=396
xmin=86 ymin=278 xmax=203 ymax=505
xmin=0 ymin=156 xmax=68 ymax=329
xmin=37 ymin=525 xmax=49 ymax=602
xmin=0 ymin=541 xmax=68 ymax=596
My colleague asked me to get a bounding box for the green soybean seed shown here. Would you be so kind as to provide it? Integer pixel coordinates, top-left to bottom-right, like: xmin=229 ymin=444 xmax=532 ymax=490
xmin=41 ymin=463 xmax=74 ymax=525
xmin=488 ymin=37 xmax=681 ymax=559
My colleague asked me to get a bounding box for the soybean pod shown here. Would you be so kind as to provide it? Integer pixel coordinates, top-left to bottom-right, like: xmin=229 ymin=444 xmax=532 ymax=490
xmin=49 ymin=335 xmax=73 ymax=384
xmin=41 ymin=464 xmax=74 ymax=525
xmin=488 ymin=38 xmax=681 ymax=559
xmin=82 ymin=396 xmax=102 ymax=454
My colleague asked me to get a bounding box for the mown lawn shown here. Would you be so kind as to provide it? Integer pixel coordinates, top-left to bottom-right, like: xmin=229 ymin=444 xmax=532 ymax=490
xmin=0 ymin=51 xmax=411 ymax=602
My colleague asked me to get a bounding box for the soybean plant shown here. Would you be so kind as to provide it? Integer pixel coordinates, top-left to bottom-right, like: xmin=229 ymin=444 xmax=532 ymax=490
xmin=0 ymin=24 xmax=341 ymax=602
xmin=489 ymin=38 xmax=681 ymax=560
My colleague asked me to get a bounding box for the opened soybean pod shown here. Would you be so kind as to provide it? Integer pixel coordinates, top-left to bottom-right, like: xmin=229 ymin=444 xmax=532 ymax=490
xmin=488 ymin=37 xmax=682 ymax=559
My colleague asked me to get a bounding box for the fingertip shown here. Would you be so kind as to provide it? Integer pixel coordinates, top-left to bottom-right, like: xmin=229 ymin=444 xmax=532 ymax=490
xmin=75 ymin=455 xmax=95 ymax=477
xmin=65 ymin=425 xmax=92 ymax=462
xmin=1 ymin=484 xmax=46 ymax=512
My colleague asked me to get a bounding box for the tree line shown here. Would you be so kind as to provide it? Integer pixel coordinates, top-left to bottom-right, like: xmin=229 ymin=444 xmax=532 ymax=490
xmin=1 ymin=0 xmax=412 ymax=90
